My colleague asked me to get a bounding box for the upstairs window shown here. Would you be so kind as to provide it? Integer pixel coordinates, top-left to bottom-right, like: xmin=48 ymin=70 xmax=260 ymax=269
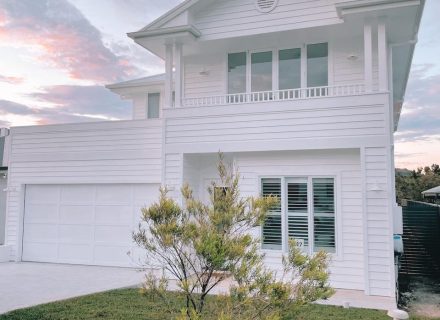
xmin=261 ymin=177 xmax=336 ymax=254
xmin=307 ymin=43 xmax=328 ymax=87
xmin=227 ymin=43 xmax=328 ymax=97
xmin=279 ymin=48 xmax=301 ymax=90
xmin=147 ymin=93 xmax=160 ymax=119
xmin=251 ymin=51 xmax=272 ymax=92
xmin=228 ymin=52 xmax=247 ymax=94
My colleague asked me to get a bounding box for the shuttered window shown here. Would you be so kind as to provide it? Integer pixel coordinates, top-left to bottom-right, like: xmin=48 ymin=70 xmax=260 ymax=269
xmin=287 ymin=178 xmax=309 ymax=249
xmin=261 ymin=177 xmax=336 ymax=254
xmin=312 ymin=178 xmax=336 ymax=253
xmin=261 ymin=178 xmax=282 ymax=250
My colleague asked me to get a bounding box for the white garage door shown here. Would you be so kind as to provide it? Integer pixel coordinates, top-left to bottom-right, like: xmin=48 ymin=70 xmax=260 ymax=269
xmin=22 ymin=184 xmax=159 ymax=267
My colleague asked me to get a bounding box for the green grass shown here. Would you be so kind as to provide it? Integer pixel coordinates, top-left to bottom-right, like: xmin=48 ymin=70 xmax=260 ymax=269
xmin=0 ymin=288 xmax=436 ymax=320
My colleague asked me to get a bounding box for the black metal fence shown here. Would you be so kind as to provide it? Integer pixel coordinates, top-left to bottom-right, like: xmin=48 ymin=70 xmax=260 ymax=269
xmin=399 ymin=200 xmax=440 ymax=280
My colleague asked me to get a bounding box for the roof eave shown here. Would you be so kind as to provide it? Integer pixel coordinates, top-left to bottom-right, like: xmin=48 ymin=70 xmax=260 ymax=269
xmin=336 ymin=0 xmax=421 ymax=18
xmin=138 ymin=0 xmax=200 ymax=32
xmin=127 ymin=25 xmax=201 ymax=40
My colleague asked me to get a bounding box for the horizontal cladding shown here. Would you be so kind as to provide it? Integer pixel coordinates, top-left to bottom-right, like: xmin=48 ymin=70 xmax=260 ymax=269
xmin=364 ymin=146 xmax=393 ymax=297
xmin=235 ymin=149 xmax=364 ymax=290
xmin=165 ymin=97 xmax=387 ymax=150
xmin=5 ymin=120 xmax=163 ymax=261
xmin=332 ymin=37 xmax=379 ymax=89
xmin=194 ymin=0 xmax=340 ymax=40
xmin=10 ymin=120 xmax=162 ymax=176
xmin=184 ymin=54 xmax=225 ymax=99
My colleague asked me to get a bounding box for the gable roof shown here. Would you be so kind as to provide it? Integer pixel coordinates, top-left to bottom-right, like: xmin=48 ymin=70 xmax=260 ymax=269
xmin=106 ymin=73 xmax=166 ymax=90
xmin=139 ymin=0 xmax=200 ymax=31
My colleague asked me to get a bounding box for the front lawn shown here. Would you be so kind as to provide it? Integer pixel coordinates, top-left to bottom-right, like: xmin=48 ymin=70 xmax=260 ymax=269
xmin=0 ymin=288 xmax=435 ymax=320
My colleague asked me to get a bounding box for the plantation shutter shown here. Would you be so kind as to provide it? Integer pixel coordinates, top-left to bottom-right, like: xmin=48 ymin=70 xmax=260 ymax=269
xmin=312 ymin=178 xmax=336 ymax=252
xmin=287 ymin=178 xmax=309 ymax=249
xmin=261 ymin=178 xmax=282 ymax=249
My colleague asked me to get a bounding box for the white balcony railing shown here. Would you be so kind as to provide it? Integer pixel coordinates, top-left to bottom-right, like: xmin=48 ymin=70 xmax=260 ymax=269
xmin=181 ymin=84 xmax=365 ymax=107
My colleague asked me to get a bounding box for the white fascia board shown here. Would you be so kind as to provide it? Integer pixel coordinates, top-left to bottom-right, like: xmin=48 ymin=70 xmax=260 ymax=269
xmin=391 ymin=0 xmax=425 ymax=130
xmin=127 ymin=25 xmax=201 ymax=40
xmin=106 ymin=80 xmax=165 ymax=91
xmin=336 ymin=0 xmax=420 ymax=18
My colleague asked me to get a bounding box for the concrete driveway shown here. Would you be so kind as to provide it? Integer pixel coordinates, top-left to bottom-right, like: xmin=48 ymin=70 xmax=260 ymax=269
xmin=0 ymin=262 xmax=144 ymax=314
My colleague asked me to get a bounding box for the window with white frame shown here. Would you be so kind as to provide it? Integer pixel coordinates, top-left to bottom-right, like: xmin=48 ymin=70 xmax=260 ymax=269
xmin=227 ymin=43 xmax=328 ymax=96
xmin=261 ymin=177 xmax=336 ymax=253
xmin=147 ymin=92 xmax=160 ymax=119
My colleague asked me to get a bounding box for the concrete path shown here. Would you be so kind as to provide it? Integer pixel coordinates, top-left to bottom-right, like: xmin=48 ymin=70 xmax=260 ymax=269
xmin=0 ymin=262 xmax=144 ymax=314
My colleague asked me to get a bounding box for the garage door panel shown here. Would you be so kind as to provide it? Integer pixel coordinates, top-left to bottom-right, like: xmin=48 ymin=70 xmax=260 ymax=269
xmin=95 ymin=206 xmax=132 ymax=225
xmin=61 ymin=185 xmax=95 ymax=203
xmin=58 ymin=243 xmax=93 ymax=262
xmin=22 ymin=183 xmax=159 ymax=267
xmin=96 ymin=185 xmax=132 ymax=204
xmin=23 ymin=243 xmax=58 ymax=262
xmin=23 ymin=224 xmax=57 ymax=242
xmin=94 ymin=245 xmax=131 ymax=265
xmin=26 ymin=185 xmax=60 ymax=204
xmin=24 ymin=204 xmax=58 ymax=223
xmin=94 ymin=225 xmax=132 ymax=243
xmin=59 ymin=205 xmax=94 ymax=224
xmin=58 ymin=225 xmax=94 ymax=244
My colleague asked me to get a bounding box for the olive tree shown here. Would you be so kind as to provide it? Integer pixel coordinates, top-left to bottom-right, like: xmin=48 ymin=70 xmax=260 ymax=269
xmin=133 ymin=155 xmax=333 ymax=319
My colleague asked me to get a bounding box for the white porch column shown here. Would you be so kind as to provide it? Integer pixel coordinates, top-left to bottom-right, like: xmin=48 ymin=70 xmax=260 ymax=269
xmin=378 ymin=18 xmax=389 ymax=92
xmin=363 ymin=21 xmax=373 ymax=92
xmin=174 ymin=43 xmax=183 ymax=108
xmin=164 ymin=43 xmax=173 ymax=108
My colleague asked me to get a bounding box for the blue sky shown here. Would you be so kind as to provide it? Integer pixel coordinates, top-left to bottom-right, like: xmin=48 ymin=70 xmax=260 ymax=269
xmin=0 ymin=0 xmax=438 ymax=169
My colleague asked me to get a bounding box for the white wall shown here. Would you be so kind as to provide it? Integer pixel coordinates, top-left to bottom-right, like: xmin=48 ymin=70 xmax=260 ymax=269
xmin=234 ymin=149 xmax=365 ymax=291
xmin=0 ymin=172 xmax=7 ymax=245
xmin=184 ymin=54 xmax=226 ymax=98
xmin=363 ymin=146 xmax=394 ymax=296
xmin=332 ymin=36 xmax=379 ymax=89
xmin=166 ymin=146 xmax=395 ymax=296
xmin=193 ymin=0 xmax=341 ymax=41
xmin=164 ymin=94 xmax=389 ymax=154
xmin=132 ymin=89 xmax=164 ymax=120
xmin=5 ymin=119 xmax=163 ymax=260
xmin=173 ymin=149 xmax=374 ymax=292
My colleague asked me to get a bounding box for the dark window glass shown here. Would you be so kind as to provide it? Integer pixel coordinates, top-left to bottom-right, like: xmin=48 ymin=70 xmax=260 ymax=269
xmin=279 ymin=48 xmax=301 ymax=90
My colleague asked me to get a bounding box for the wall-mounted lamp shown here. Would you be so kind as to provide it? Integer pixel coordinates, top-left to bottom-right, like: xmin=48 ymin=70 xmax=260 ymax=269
xmin=0 ymin=173 xmax=7 ymax=179
xmin=199 ymin=67 xmax=210 ymax=76
xmin=347 ymin=54 xmax=358 ymax=61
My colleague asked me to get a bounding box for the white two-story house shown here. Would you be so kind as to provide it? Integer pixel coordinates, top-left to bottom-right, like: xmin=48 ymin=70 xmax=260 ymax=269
xmin=0 ymin=0 xmax=424 ymax=309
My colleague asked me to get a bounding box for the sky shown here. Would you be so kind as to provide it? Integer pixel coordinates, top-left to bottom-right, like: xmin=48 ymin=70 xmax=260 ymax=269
xmin=0 ymin=0 xmax=438 ymax=169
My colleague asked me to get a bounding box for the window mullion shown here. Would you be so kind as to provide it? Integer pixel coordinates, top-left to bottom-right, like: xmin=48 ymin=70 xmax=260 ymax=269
xmin=281 ymin=177 xmax=287 ymax=252
xmin=301 ymin=44 xmax=307 ymax=89
xmin=246 ymin=50 xmax=251 ymax=94
xmin=308 ymin=176 xmax=314 ymax=255
xmin=273 ymin=49 xmax=279 ymax=92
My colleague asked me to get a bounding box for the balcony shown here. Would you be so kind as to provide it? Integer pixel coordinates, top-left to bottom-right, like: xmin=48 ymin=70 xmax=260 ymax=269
xmin=181 ymin=84 xmax=365 ymax=108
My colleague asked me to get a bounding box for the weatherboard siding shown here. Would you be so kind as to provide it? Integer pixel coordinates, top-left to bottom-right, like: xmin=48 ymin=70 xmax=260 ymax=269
xmin=184 ymin=54 xmax=226 ymax=99
xmin=364 ymin=146 xmax=394 ymax=297
xmin=4 ymin=119 xmax=163 ymax=260
xmin=332 ymin=37 xmax=379 ymax=89
xmin=164 ymin=94 xmax=388 ymax=154
xmin=234 ymin=149 xmax=364 ymax=290
xmin=193 ymin=0 xmax=341 ymax=40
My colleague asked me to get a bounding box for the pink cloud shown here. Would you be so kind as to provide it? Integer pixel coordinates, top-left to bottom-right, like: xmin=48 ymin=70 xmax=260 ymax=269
xmin=0 ymin=74 xmax=24 ymax=84
xmin=0 ymin=0 xmax=139 ymax=84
